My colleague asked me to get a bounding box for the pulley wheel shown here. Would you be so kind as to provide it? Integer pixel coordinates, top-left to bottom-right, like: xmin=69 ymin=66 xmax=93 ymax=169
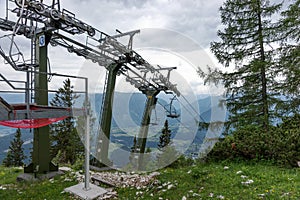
xmin=50 ymin=9 xmax=60 ymax=21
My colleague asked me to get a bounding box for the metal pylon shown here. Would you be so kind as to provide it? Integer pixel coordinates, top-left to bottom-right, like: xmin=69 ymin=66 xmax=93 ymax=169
xmin=24 ymin=31 xmax=58 ymax=174
xmin=95 ymin=63 xmax=122 ymax=165
xmin=136 ymin=88 xmax=160 ymax=171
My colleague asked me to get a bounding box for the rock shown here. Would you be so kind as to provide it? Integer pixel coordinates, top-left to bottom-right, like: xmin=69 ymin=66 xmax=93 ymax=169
xmin=59 ymin=166 xmax=72 ymax=172
xmin=91 ymin=171 xmax=160 ymax=189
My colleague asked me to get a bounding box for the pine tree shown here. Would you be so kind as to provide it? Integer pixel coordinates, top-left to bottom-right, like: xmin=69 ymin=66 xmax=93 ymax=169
xmin=2 ymin=151 xmax=13 ymax=167
xmin=199 ymin=0 xmax=283 ymax=131
xmin=2 ymin=128 xmax=26 ymax=167
xmin=50 ymin=78 xmax=83 ymax=164
xmin=158 ymin=120 xmax=171 ymax=150
xmin=157 ymin=120 xmax=178 ymax=167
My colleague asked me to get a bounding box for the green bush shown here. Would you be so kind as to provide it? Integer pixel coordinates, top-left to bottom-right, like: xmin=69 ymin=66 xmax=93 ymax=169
xmin=207 ymin=115 xmax=300 ymax=167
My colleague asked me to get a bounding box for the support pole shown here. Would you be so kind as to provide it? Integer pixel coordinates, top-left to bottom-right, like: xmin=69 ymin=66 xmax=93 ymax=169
xmin=25 ymin=32 xmax=58 ymax=174
xmin=137 ymin=89 xmax=160 ymax=171
xmin=96 ymin=63 xmax=121 ymax=165
xmin=84 ymin=78 xmax=90 ymax=190
xmin=64 ymin=79 xmax=108 ymax=198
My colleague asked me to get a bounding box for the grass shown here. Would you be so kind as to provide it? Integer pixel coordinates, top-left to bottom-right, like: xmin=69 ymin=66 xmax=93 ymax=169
xmin=0 ymin=166 xmax=78 ymax=200
xmin=117 ymin=161 xmax=300 ymax=200
xmin=0 ymin=161 xmax=299 ymax=199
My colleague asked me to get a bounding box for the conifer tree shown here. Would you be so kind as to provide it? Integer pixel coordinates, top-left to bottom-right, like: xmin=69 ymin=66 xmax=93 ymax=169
xmin=2 ymin=151 xmax=13 ymax=167
xmin=50 ymin=78 xmax=83 ymax=164
xmin=3 ymin=128 xmax=26 ymax=167
xmin=277 ymin=0 xmax=300 ymax=115
xmin=199 ymin=0 xmax=283 ymax=131
xmin=157 ymin=120 xmax=178 ymax=167
xmin=158 ymin=120 xmax=171 ymax=150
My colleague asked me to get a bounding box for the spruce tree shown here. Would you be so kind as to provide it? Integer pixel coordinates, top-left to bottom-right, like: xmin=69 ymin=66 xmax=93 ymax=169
xmin=50 ymin=78 xmax=83 ymax=164
xmin=158 ymin=120 xmax=171 ymax=150
xmin=199 ymin=0 xmax=283 ymax=131
xmin=277 ymin=0 xmax=300 ymax=115
xmin=157 ymin=120 xmax=178 ymax=167
xmin=2 ymin=151 xmax=13 ymax=167
xmin=3 ymin=128 xmax=26 ymax=167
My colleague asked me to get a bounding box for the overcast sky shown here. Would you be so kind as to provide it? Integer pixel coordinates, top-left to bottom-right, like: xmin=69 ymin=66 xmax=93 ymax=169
xmin=0 ymin=0 xmax=225 ymax=96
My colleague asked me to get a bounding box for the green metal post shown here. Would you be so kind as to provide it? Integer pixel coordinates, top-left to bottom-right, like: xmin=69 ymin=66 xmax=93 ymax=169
xmin=96 ymin=63 xmax=121 ymax=164
xmin=137 ymin=89 xmax=159 ymax=170
xmin=24 ymin=32 xmax=58 ymax=174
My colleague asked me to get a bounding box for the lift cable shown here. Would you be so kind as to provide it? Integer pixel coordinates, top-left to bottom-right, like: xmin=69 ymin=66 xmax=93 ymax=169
xmin=177 ymin=94 xmax=206 ymax=122
xmin=156 ymin=99 xmax=193 ymax=132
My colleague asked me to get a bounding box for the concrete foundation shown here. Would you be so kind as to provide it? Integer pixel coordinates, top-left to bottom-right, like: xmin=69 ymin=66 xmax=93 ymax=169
xmin=17 ymin=171 xmax=64 ymax=182
xmin=64 ymin=183 xmax=108 ymax=200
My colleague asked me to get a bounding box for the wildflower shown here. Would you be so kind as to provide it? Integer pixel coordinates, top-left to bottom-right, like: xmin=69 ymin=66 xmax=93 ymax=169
xmin=187 ymin=170 xmax=192 ymax=174
xmin=64 ymin=178 xmax=72 ymax=182
xmin=167 ymin=184 xmax=174 ymax=190
xmin=182 ymin=196 xmax=187 ymax=200
xmin=193 ymin=193 xmax=200 ymax=197
xmin=241 ymin=175 xmax=247 ymax=179
xmin=224 ymin=166 xmax=229 ymax=170
xmin=281 ymin=192 xmax=290 ymax=197
xmin=217 ymin=195 xmax=225 ymax=199
xmin=247 ymin=180 xmax=254 ymax=184
xmin=209 ymin=193 xmax=214 ymax=197
xmin=236 ymin=171 xmax=242 ymax=174
xmin=1 ymin=186 xmax=7 ymax=190
xmin=241 ymin=179 xmax=254 ymax=185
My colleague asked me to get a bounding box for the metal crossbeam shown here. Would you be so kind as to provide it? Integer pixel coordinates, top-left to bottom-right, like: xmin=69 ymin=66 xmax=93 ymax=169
xmin=0 ymin=1 xmax=182 ymax=177
xmin=0 ymin=0 xmax=180 ymax=96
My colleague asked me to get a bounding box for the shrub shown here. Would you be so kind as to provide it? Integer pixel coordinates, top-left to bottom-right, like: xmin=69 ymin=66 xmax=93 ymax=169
xmin=207 ymin=115 xmax=300 ymax=167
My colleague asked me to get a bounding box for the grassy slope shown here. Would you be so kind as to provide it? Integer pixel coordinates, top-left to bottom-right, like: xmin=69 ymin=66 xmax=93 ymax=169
xmin=0 ymin=161 xmax=299 ymax=199
xmin=117 ymin=161 xmax=300 ymax=199
xmin=0 ymin=167 xmax=77 ymax=200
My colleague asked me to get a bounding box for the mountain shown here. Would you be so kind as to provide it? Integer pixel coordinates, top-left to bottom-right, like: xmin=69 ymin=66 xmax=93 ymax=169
xmin=0 ymin=93 xmax=225 ymax=164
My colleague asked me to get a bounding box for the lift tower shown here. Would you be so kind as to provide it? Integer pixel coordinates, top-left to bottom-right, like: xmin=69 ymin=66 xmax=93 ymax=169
xmin=25 ymin=32 xmax=57 ymax=173
xmin=1 ymin=0 xmax=180 ymax=172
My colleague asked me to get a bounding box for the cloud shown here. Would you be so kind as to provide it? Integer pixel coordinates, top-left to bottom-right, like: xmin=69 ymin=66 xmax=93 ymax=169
xmin=0 ymin=0 xmax=224 ymax=97
xmin=58 ymin=0 xmax=223 ymax=47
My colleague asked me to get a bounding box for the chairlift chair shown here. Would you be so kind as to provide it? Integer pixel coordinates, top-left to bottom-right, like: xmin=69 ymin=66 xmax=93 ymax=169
xmin=166 ymin=96 xmax=180 ymax=118
xmin=150 ymin=108 xmax=159 ymax=125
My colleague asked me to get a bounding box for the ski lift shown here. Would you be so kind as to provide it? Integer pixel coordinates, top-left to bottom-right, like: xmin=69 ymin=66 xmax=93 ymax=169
xmin=166 ymin=96 xmax=180 ymax=118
